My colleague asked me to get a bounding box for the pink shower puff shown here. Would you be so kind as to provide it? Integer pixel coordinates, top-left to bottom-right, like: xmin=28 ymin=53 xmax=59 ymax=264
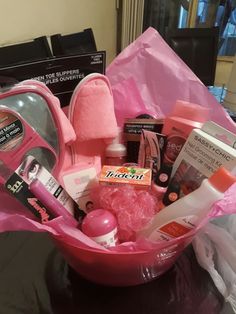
xmin=92 ymin=185 xmax=159 ymax=242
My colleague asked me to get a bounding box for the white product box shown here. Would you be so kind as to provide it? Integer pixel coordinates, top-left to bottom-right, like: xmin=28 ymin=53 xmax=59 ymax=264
xmin=170 ymin=122 xmax=236 ymax=196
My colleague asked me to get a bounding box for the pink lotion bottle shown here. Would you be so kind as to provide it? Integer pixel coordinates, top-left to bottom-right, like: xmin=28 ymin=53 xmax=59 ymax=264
xmin=82 ymin=209 xmax=118 ymax=248
xmin=154 ymin=100 xmax=209 ymax=190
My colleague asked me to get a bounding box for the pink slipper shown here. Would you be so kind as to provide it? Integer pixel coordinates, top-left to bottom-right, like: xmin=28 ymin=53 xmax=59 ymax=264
xmin=60 ymin=73 xmax=118 ymax=210
xmin=66 ymin=73 xmax=118 ymax=164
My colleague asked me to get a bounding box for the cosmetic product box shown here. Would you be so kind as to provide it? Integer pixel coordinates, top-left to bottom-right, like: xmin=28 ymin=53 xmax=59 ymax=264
xmin=170 ymin=121 xmax=236 ymax=197
xmin=124 ymin=118 xmax=163 ymax=163
xmin=138 ymin=129 xmax=166 ymax=179
xmin=3 ymin=156 xmax=85 ymax=223
xmin=99 ymin=165 xmax=152 ymax=190
xmin=0 ymin=51 xmax=105 ymax=107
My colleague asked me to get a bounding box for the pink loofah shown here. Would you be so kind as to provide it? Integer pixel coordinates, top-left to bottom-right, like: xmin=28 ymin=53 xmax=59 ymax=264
xmin=92 ymin=185 xmax=160 ymax=242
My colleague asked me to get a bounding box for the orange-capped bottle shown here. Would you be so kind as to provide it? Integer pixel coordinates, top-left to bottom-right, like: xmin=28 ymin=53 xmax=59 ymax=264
xmin=140 ymin=167 xmax=236 ymax=241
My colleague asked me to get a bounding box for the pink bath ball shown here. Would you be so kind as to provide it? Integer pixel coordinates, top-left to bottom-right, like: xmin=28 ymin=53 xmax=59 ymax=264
xmin=93 ymin=185 xmax=159 ymax=242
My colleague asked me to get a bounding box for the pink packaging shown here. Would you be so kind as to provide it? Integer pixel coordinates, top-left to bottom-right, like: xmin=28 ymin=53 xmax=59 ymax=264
xmin=162 ymin=100 xmax=209 ymax=137
xmin=161 ymin=100 xmax=208 ymax=162
xmin=155 ymin=100 xmax=209 ymax=188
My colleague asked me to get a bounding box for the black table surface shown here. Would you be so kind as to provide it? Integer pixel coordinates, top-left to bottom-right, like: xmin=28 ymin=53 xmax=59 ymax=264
xmin=0 ymin=231 xmax=233 ymax=314
xmin=53 ymin=246 xmax=234 ymax=314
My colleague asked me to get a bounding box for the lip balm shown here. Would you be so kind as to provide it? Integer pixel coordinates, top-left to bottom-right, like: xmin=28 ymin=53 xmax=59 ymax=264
xmin=81 ymin=209 xmax=118 ymax=248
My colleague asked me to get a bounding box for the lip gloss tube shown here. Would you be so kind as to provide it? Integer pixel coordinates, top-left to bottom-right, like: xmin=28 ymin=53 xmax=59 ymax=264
xmin=29 ymin=178 xmax=78 ymax=227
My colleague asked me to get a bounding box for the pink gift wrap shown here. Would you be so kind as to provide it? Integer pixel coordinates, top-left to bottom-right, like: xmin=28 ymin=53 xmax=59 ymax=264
xmin=107 ymin=27 xmax=236 ymax=134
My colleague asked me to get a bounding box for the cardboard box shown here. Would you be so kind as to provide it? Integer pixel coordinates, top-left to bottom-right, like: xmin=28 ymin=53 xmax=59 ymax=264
xmin=0 ymin=51 xmax=106 ymax=107
xmin=124 ymin=118 xmax=163 ymax=163
xmin=169 ymin=121 xmax=236 ymax=197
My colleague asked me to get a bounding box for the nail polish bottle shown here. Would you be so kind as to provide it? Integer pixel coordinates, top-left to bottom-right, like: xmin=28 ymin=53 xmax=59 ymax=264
xmin=151 ymin=164 xmax=172 ymax=200
xmin=161 ymin=180 xmax=181 ymax=206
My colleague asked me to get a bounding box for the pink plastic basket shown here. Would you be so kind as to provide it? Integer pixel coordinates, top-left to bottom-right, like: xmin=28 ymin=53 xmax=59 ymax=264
xmin=53 ymin=233 xmax=195 ymax=286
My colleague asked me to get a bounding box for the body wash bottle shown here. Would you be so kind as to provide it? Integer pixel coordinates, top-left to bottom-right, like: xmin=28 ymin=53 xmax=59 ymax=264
xmin=140 ymin=167 xmax=236 ymax=242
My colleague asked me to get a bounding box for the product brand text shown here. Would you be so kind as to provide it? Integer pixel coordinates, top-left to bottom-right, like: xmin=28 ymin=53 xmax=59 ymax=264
xmin=7 ymin=180 xmax=23 ymax=194
xmin=194 ymin=135 xmax=232 ymax=161
xmin=105 ymin=171 xmax=144 ymax=180
xmin=27 ymin=198 xmax=50 ymax=223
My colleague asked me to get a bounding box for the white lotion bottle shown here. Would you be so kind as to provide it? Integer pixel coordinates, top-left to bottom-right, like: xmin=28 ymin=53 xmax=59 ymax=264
xmin=139 ymin=167 xmax=236 ymax=242
xmin=105 ymin=127 xmax=127 ymax=166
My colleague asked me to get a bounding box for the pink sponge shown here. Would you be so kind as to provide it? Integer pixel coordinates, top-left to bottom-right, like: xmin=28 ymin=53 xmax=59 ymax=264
xmin=91 ymin=185 xmax=159 ymax=242
xmin=69 ymin=73 xmax=118 ymax=141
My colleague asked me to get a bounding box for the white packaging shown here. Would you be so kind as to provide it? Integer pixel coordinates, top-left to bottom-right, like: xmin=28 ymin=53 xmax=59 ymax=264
xmin=171 ymin=122 xmax=236 ymax=188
